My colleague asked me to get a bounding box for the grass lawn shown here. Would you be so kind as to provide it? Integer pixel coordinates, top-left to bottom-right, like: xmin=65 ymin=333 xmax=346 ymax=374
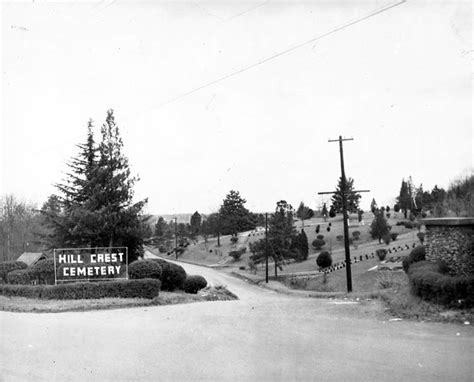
xmin=279 ymin=256 xmax=406 ymax=292
xmin=165 ymin=212 xmax=420 ymax=270
xmin=0 ymin=286 xmax=238 ymax=313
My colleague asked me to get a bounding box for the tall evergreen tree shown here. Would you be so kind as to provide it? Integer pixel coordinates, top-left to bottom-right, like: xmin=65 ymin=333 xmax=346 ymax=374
xmin=249 ymin=200 xmax=299 ymax=276
xmin=218 ymin=190 xmax=256 ymax=235
xmin=397 ymin=178 xmax=412 ymax=218
xmin=190 ymin=211 xmax=202 ymax=238
xmin=292 ymin=229 xmax=309 ymax=261
xmin=370 ymin=198 xmax=378 ymax=214
xmin=44 ymin=110 xmax=148 ymax=262
xmin=330 ymin=177 xmax=361 ymax=214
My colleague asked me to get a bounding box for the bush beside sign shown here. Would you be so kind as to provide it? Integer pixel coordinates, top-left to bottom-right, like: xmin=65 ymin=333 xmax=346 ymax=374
xmin=54 ymin=247 xmax=128 ymax=284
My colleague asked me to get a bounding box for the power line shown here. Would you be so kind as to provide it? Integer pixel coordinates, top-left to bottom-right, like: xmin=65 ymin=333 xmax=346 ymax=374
xmin=141 ymin=0 xmax=406 ymax=114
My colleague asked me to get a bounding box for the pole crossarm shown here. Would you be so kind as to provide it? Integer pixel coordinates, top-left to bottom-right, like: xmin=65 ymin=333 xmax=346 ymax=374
xmin=328 ymin=137 xmax=353 ymax=143
xmin=318 ymin=190 xmax=370 ymax=195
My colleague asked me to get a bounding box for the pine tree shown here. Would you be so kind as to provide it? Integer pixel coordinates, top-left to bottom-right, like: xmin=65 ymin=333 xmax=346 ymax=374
xmin=248 ymin=201 xmax=299 ymax=276
xmin=370 ymin=198 xmax=378 ymax=214
xmin=296 ymin=202 xmax=312 ymax=227
xmin=321 ymin=203 xmax=328 ymax=221
xmin=218 ymin=190 xmax=256 ymax=235
xmin=292 ymin=229 xmax=308 ymax=261
xmin=45 ymin=110 xmax=148 ymax=262
xmin=369 ymin=210 xmax=391 ymax=243
xmin=397 ymin=179 xmax=411 ymax=218
xmin=267 ymin=201 xmax=298 ymax=275
xmin=190 ymin=211 xmax=202 ymax=238
xmin=330 ymin=177 xmax=361 ymax=214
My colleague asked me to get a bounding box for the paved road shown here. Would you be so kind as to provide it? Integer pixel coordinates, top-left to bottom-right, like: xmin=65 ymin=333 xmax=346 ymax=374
xmin=0 ymin=260 xmax=473 ymax=381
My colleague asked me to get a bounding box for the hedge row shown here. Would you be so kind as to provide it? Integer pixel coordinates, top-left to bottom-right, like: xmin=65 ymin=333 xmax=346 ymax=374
xmin=7 ymin=269 xmax=31 ymax=285
xmin=0 ymin=261 xmax=27 ymax=283
xmin=30 ymin=259 xmax=55 ymax=284
xmin=0 ymin=279 xmax=160 ymax=300
xmin=408 ymin=261 xmax=474 ymax=308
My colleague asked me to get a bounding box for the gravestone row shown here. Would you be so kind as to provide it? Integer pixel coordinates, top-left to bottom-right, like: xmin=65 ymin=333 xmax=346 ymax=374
xmin=318 ymin=242 xmax=417 ymax=275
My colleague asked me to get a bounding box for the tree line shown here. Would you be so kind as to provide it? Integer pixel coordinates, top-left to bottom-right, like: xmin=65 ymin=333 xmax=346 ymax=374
xmin=394 ymin=175 xmax=473 ymax=218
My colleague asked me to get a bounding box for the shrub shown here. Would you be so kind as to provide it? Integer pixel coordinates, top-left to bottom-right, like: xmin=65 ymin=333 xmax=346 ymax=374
xmin=0 ymin=261 xmax=27 ymax=283
xmin=312 ymin=239 xmax=325 ymax=250
xmin=183 ymin=275 xmax=208 ymax=294
xmin=128 ymin=260 xmax=162 ymax=280
xmin=150 ymin=259 xmax=186 ymax=291
xmin=7 ymin=269 xmax=31 ymax=285
xmin=403 ymin=221 xmax=414 ymax=229
xmin=229 ymin=247 xmax=246 ymax=261
xmin=390 ymin=233 xmax=398 ymax=241
xmin=230 ymin=236 xmax=238 ymax=244
xmin=376 ymin=249 xmax=387 ymax=261
xmin=0 ymin=279 xmax=161 ymax=299
xmin=352 ymin=231 xmax=361 ymax=240
xmin=402 ymin=246 xmax=426 ymax=273
xmin=408 ymin=261 xmax=474 ymax=308
xmin=417 ymin=232 xmax=425 ymax=244
xmin=316 ymin=251 xmax=332 ymax=269
xmin=316 ymin=234 xmax=325 ymax=240
xmin=382 ymin=234 xmax=391 ymax=245
xmin=29 ymin=259 xmax=55 ymax=285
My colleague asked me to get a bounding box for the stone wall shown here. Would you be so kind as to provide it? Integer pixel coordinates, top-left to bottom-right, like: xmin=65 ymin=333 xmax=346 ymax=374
xmin=423 ymin=218 xmax=474 ymax=277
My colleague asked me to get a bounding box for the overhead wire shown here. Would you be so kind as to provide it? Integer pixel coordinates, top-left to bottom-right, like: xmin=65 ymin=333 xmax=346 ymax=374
xmin=138 ymin=0 xmax=406 ymax=115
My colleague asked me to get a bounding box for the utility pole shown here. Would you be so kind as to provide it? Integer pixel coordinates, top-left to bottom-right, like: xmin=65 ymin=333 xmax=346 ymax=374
xmin=216 ymin=212 xmax=221 ymax=247
xmin=174 ymin=217 xmax=178 ymax=260
xmin=265 ymin=212 xmax=269 ymax=283
xmin=318 ymin=136 xmax=370 ymax=293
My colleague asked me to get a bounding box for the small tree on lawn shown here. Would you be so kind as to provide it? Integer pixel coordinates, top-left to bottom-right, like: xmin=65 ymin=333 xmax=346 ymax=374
xmin=370 ymin=210 xmax=391 ymax=243
xmin=321 ymin=203 xmax=328 ymax=221
xmin=296 ymin=202 xmax=312 ymax=227
xmin=316 ymin=251 xmax=332 ymax=284
xmin=370 ymin=198 xmax=378 ymax=214
xmin=291 ymin=229 xmax=309 ymax=261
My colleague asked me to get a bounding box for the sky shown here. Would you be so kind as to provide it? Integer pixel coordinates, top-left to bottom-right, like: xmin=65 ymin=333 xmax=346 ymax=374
xmin=1 ymin=0 xmax=472 ymax=216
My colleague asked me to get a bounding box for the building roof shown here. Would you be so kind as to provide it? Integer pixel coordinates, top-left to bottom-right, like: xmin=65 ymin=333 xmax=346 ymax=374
xmin=16 ymin=252 xmax=46 ymax=267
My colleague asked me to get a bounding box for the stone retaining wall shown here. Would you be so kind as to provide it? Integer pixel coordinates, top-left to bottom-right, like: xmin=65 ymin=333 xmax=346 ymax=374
xmin=422 ymin=218 xmax=474 ymax=276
